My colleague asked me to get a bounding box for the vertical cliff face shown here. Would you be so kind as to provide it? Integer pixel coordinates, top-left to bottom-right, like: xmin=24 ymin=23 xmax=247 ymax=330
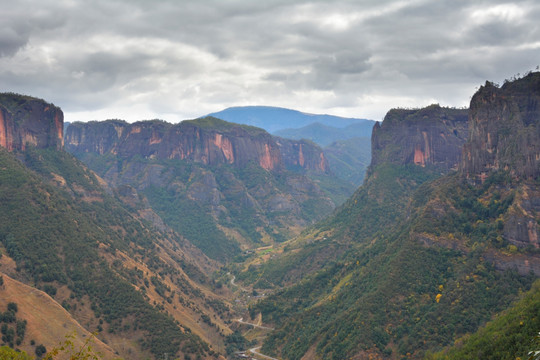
xmin=461 ymin=72 xmax=540 ymax=182
xmin=64 ymin=119 xmax=128 ymax=155
xmin=370 ymin=104 xmax=469 ymax=172
xmin=276 ymin=137 xmax=331 ymax=174
xmin=67 ymin=117 xmax=325 ymax=172
xmin=0 ymin=93 xmax=64 ymax=151
xmin=459 ymin=72 xmax=540 ymax=250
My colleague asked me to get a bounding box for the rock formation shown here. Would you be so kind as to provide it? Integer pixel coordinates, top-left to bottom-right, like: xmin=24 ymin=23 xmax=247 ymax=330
xmin=459 ymin=72 xmax=540 ymax=250
xmin=0 ymin=93 xmax=63 ymax=151
xmin=66 ymin=117 xmax=329 ymax=174
xmin=461 ymin=72 xmax=540 ymax=182
xmin=370 ymin=104 xmax=468 ymax=171
xmin=276 ymin=138 xmax=331 ymax=174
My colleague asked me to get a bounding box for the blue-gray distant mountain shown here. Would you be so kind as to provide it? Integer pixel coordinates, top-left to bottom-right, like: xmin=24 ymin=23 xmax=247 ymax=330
xmin=206 ymin=106 xmax=374 ymax=133
xmin=274 ymin=122 xmax=375 ymax=147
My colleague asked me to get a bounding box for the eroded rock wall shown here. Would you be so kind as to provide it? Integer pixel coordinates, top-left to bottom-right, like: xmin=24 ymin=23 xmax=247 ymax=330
xmin=461 ymin=73 xmax=540 ymax=182
xmin=0 ymin=93 xmax=64 ymax=151
xmin=370 ymin=104 xmax=468 ymax=172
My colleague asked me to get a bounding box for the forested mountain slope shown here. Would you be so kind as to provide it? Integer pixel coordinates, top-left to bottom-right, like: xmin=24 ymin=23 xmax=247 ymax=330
xmin=246 ymin=74 xmax=540 ymax=360
xmin=0 ymin=94 xmax=233 ymax=359
xmin=65 ymin=118 xmax=350 ymax=261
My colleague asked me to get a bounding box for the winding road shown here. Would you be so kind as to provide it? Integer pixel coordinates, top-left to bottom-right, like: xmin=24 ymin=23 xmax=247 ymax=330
xmin=228 ymin=272 xmax=249 ymax=292
xmin=228 ymin=272 xmax=279 ymax=359
xmin=235 ymin=317 xmax=274 ymax=330
xmin=249 ymin=346 xmax=280 ymax=360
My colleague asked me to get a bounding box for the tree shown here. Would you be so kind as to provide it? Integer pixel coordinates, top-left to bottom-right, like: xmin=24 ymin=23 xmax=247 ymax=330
xmin=35 ymin=345 xmax=47 ymax=358
xmin=6 ymin=303 xmax=17 ymax=313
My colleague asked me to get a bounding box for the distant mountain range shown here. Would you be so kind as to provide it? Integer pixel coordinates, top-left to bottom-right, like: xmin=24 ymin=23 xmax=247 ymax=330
xmin=206 ymin=106 xmax=375 ymax=133
xmin=207 ymin=106 xmax=377 ymax=186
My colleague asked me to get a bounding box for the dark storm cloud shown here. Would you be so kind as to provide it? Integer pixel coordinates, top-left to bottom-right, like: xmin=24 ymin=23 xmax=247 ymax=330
xmin=0 ymin=0 xmax=539 ymax=122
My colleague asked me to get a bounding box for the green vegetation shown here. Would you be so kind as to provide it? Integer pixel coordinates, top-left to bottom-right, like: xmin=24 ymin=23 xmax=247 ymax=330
xmin=0 ymin=148 xmax=210 ymax=359
xmin=427 ymin=279 xmax=540 ymax=360
xmin=411 ymin=171 xmax=517 ymax=249
xmin=304 ymin=171 xmax=357 ymax=207
xmin=0 ymin=303 xmax=26 ymax=349
xmin=249 ymin=164 xmax=537 ymax=359
xmin=0 ymin=332 xmax=122 ymax=359
xmin=183 ymin=116 xmax=266 ymax=135
xmin=144 ymin=184 xmax=239 ymax=261
xmin=0 ymin=346 xmax=33 ymax=359
xmin=323 ymin=136 xmax=371 ymax=186
xmin=238 ymin=164 xmax=438 ymax=288
xmin=224 ymin=331 xmax=252 ymax=356
xmin=73 ymin=143 xmax=337 ymax=258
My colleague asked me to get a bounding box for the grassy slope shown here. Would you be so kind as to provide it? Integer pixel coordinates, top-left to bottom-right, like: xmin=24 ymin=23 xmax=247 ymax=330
xmin=0 ymin=273 xmax=117 ymax=358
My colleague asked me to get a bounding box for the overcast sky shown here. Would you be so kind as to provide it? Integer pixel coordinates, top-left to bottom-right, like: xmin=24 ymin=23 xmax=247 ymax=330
xmin=1 ymin=0 xmax=539 ymax=123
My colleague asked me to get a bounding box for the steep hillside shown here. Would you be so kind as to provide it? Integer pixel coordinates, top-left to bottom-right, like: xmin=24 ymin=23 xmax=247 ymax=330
xmin=65 ymin=118 xmax=343 ymax=261
xmin=0 ymin=94 xmax=237 ymax=359
xmin=324 ymin=137 xmax=371 ymax=186
xmin=0 ymin=272 xmax=117 ymax=358
xmin=275 ymin=123 xmax=373 ymax=187
xmin=427 ymin=279 xmax=540 ymax=360
xmin=245 ymin=75 xmax=539 ymax=360
xmin=462 ymin=74 xmax=540 ymax=182
xmin=0 ymin=147 xmax=225 ymax=359
xmin=207 ymin=106 xmax=372 ymax=133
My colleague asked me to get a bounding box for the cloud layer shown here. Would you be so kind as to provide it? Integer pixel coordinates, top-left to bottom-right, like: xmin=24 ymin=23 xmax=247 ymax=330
xmin=1 ymin=0 xmax=539 ymax=122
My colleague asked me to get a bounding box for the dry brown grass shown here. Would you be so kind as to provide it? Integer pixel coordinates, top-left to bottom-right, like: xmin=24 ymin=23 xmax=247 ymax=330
xmin=0 ymin=272 xmax=118 ymax=359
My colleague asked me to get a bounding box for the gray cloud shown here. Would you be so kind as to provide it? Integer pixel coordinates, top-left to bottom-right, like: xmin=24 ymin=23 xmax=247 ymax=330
xmin=0 ymin=0 xmax=539 ymax=122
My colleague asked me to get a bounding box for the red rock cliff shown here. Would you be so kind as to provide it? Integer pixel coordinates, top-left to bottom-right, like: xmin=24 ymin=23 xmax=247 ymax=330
xmin=276 ymin=138 xmax=331 ymax=174
xmin=370 ymin=104 xmax=468 ymax=172
xmin=66 ymin=117 xmax=284 ymax=171
xmin=0 ymin=93 xmax=64 ymax=151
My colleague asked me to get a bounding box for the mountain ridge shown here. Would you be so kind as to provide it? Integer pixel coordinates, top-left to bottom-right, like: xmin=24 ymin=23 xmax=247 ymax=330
xmin=274 ymin=121 xmax=375 ymax=147
xmin=206 ymin=106 xmax=374 ymax=133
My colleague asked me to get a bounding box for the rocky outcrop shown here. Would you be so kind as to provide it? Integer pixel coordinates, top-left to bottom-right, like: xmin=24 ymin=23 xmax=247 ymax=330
xmin=0 ymin=93 xmax=63 ymax=151
xmin=66 ymin=118 xmax=284 ymax=170
xmin=461 ymin=72 xmax=540 ymax=182
xmin=459 ymin=73 xmax=540 ymax=250
xmin=66 ymin=117 xmax=332 ymax=174
xmin=276 ymin=138 xmax=331 ymax=174
xmin=370 ymin=104 xmax=468 ymax=172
